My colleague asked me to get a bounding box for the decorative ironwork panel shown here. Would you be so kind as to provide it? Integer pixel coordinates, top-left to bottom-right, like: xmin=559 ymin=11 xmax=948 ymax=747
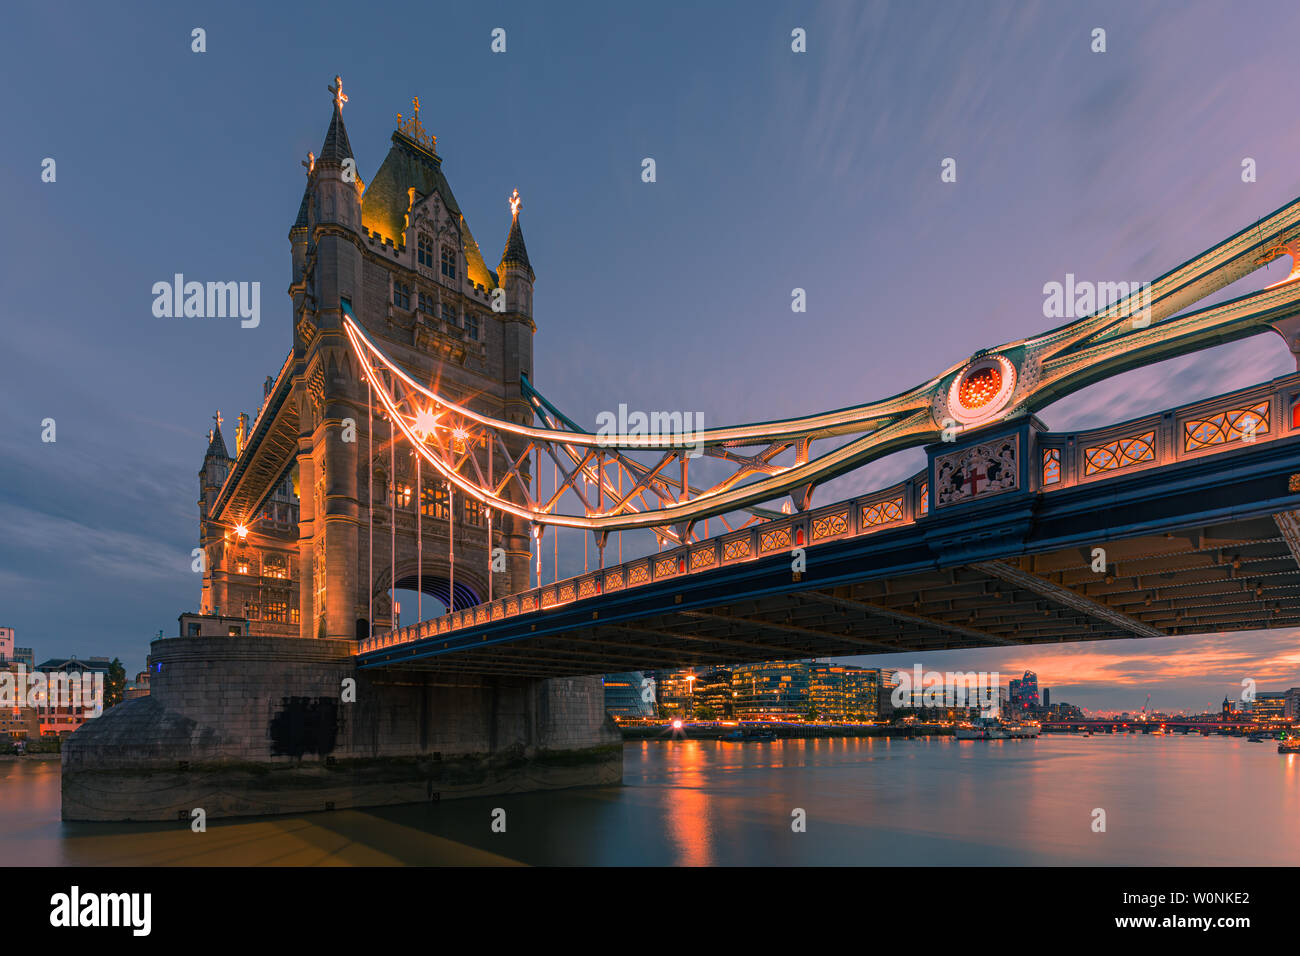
xmin=861 ymin=498 xmax=903 ymax=528
xmin=812 ymin=509 xmax=850 ymax=540
xmin=919 ymin=482 xmax=929 ymax=516
xmin=506 ymin=599 xmax=518 ymax=616
xmin=1183 ymin=401 xmax=1269 ymax=450
xmin=541 ymin=587 xmax=557 ymax=608
xmin=558 ymin=582 xmax=577 ymax=602
xmin=520 ymin=595 xmax=536 ymax=612
xmin=605 ymin=569 xmax=624 ymax=591
xmin=1042 ymin=447 xmax=1061 ymax=485
xmin=578 ymin=577 xmax=599 ymax=599
xmin=475 ymin=606 xmax=488 ymax=624
xmin=628 ymin=563 xmax=651 ymax=586
xmin=654 ymin=555 xmax=679 ymax=577
xmin=759 ymin=526 xmax=793 ymax=553
xmin=1084 ymin=431 xmax=1155 ymax=475
xmin=935 ymin=436 xmax=1020 ymax=506
xmin=723 ymin=535 xmax=752 ymax=561
xmin=691 ymin=547 xmax=716 ymax=570
xmin=491 ymin=604 xmax=504 ymax=620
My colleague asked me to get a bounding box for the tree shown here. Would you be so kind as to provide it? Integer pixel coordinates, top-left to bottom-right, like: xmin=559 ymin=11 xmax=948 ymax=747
xmin=105 ymin=658 xmax=126 ymax=709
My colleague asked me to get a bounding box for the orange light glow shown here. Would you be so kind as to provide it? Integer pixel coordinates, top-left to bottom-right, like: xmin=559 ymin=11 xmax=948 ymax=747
xmin=413 ymin=406 xmax=441 ymax=441
xmin=958 ymin=366 xmax=1002 ymax=409
xmin=235 ymin=523 xmax=248 ymax=540
xmin=508 ymin=188 xmax=521 ymax=217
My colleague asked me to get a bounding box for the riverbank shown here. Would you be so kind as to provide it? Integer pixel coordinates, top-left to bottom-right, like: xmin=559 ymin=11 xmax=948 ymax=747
xmin=0 ymin=753 xmax=60 ymax=762
xmin=618 ymin=722 xmax=951 ymax=740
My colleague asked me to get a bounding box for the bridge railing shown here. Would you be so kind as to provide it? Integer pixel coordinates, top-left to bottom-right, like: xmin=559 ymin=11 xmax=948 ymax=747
xmin=1035 ymin=375 xmax=1294 ymax=490
xmin=357 ymin=371 xmax=1300 ymax=656
xmin=358 ymin=475 xmax=927 ymax=654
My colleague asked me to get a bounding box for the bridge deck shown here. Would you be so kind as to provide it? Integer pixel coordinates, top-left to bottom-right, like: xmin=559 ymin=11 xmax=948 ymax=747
xmin=358 ymin=374 xmax=1300 ymax=677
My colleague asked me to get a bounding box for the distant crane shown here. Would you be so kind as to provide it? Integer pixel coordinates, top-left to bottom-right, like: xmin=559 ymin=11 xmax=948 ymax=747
xmin=1141 ymin=694 xmax=1150 ymax=720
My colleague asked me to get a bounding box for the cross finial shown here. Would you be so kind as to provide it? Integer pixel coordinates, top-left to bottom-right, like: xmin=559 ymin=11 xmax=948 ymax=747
xmin=508 ymin=188 xmax=521 ymax=218
xmin=328 ymin=75 xmax=348 ymax=112
xmin=213 ymin=410 xmax=223 ymax=431
xmin=301 ymin=151 xmax=315 ymax=175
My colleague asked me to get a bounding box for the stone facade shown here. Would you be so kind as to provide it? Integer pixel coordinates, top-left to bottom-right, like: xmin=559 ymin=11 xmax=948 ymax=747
xmin=62 ymin=637 xmax=621 ymax=821
xmin=199 ymin=85 xmax=537 ymax=642
xmin=61 ymin=84 xmax=622 ymax=822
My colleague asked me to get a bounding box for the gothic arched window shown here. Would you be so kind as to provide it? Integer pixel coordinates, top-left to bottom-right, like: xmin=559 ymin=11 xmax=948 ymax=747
xmin=417 ymin=233 xmax=434 ymax=268
xmin=392 ymin=280 xmax=411 ymax=310
xmin=440 ymin=244 xmax=457 ymax=280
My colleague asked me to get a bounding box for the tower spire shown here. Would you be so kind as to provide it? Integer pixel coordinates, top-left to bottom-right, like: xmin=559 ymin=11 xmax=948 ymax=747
xmin=318 ymin=74 xmax=354 ymax=166
xmin=500 ymin=188 xmax=533 ymax=278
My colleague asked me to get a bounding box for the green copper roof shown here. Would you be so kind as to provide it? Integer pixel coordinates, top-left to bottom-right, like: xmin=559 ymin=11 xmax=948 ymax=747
xmin=361 ymin=130 xmax=495 ymax=287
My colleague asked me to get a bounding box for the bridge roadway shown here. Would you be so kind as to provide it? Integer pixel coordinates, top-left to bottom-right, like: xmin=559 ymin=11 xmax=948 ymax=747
xmin=357 ymin=372 xmax=1300 ymax=677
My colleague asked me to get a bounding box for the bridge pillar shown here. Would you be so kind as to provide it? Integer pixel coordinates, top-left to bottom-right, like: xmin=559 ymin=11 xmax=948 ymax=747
xmin=61 ymin=636 xmax=622 ymax=821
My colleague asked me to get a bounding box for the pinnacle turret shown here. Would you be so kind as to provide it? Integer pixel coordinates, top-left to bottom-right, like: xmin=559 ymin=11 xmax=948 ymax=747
xmin=499 ymin=188 xmax=533 ymax=279
xmin=318 ymin=76 xmax=354 ymax=167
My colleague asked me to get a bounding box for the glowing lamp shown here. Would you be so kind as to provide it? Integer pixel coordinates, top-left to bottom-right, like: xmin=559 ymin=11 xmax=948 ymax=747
xmin=235 ymin=523 xmax=248 ymax=540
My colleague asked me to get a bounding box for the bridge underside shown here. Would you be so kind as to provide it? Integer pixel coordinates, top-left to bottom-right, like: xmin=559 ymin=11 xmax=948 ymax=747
xmin=361 ymin=465 xmax=1300 ymax=681
xmin=362 ymin=523 xmax=1300 ymax=679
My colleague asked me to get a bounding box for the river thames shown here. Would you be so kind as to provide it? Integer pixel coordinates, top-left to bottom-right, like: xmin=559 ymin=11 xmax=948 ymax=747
xmin=6 ymin=735 xmax=1299 ymax=866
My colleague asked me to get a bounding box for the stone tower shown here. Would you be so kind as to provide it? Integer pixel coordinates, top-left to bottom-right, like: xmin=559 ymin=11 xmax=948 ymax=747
xmin=204 ymin=78 xmax=537 ymax=642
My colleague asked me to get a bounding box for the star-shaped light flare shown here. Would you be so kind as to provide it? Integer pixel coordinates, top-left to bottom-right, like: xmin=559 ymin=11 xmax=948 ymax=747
xmin=412 ymin=406 xmax=442 ymax=442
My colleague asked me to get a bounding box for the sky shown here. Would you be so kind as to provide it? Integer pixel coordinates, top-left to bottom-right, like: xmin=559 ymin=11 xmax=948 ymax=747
xmin=3 ymin=0 xmax=1300 ymax=712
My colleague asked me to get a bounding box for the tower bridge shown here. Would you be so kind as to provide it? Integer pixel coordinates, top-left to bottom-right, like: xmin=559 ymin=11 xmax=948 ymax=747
xmin=62 ymin=74 xmax=1300 ymax=821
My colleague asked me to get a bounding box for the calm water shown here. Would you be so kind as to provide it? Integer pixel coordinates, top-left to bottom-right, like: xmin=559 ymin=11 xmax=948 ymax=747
xmin=6 ymin=735 xmax=1300 ymax=865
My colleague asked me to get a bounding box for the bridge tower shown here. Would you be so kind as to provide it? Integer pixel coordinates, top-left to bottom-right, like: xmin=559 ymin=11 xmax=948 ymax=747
xmin=287 ymin=80 xmax=534 ymax=642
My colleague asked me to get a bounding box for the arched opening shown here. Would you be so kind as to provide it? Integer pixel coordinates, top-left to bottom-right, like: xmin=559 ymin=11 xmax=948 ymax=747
xmin=355 ymin=617 xmax=369 ymax=642
xmin=391 ymin=573 xmax=483 ymax=628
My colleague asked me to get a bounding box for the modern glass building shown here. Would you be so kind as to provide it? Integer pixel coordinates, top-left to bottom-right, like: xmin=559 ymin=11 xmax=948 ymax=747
xmin=603 ymin=672 xmax=655 ymax=718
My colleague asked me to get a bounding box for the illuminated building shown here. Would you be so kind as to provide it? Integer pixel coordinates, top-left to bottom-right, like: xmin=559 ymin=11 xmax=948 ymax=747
xmin=1287 ymin=687 xmax=1300 ymax=720
xmin=1254 ymin=692 xmax=1287 ymax=722
xmin=1009 ymin=671 xmax=1039 ymax=712
xmin=603 ymin=672 xmax=654 ymax=718
xmin=0 ymin=657 xmax=39 ymax=741
xmin=731 ymin=662 xmax=811 ymax=719
xmin=34 ymin=657 xmax=111 ymax=736
xmin=692 ymin=669 xmax=734 ymax=719
xmin=192 ymin=78 xmax=535 ymax=642
xmin=878 ymin=669 xmax=900 ymax=717
xmin=653 ymin=670 xmax=697 ymax=718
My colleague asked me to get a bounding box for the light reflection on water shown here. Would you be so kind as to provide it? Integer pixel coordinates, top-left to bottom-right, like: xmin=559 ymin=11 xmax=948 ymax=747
xmin=5 ymin=735 xmax=1298 ymax=866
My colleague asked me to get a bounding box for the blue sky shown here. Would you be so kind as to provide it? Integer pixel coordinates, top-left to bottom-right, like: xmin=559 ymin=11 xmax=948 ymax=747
xmin=3 ymin=0 xmax=1299 ymax=710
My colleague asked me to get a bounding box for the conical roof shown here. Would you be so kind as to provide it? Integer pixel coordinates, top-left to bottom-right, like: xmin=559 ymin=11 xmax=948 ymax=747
xmin=205 ymin=423 xmax=230 ymax=460
xmin=500 ymin=211 xmax=533 ymax=279
xmin=319 ymin=103 xmax=353 ymax=166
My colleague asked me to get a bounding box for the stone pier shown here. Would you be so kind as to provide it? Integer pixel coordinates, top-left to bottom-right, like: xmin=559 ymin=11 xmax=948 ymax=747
xmin=61 ymin=636 xmax=623 ymax=821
